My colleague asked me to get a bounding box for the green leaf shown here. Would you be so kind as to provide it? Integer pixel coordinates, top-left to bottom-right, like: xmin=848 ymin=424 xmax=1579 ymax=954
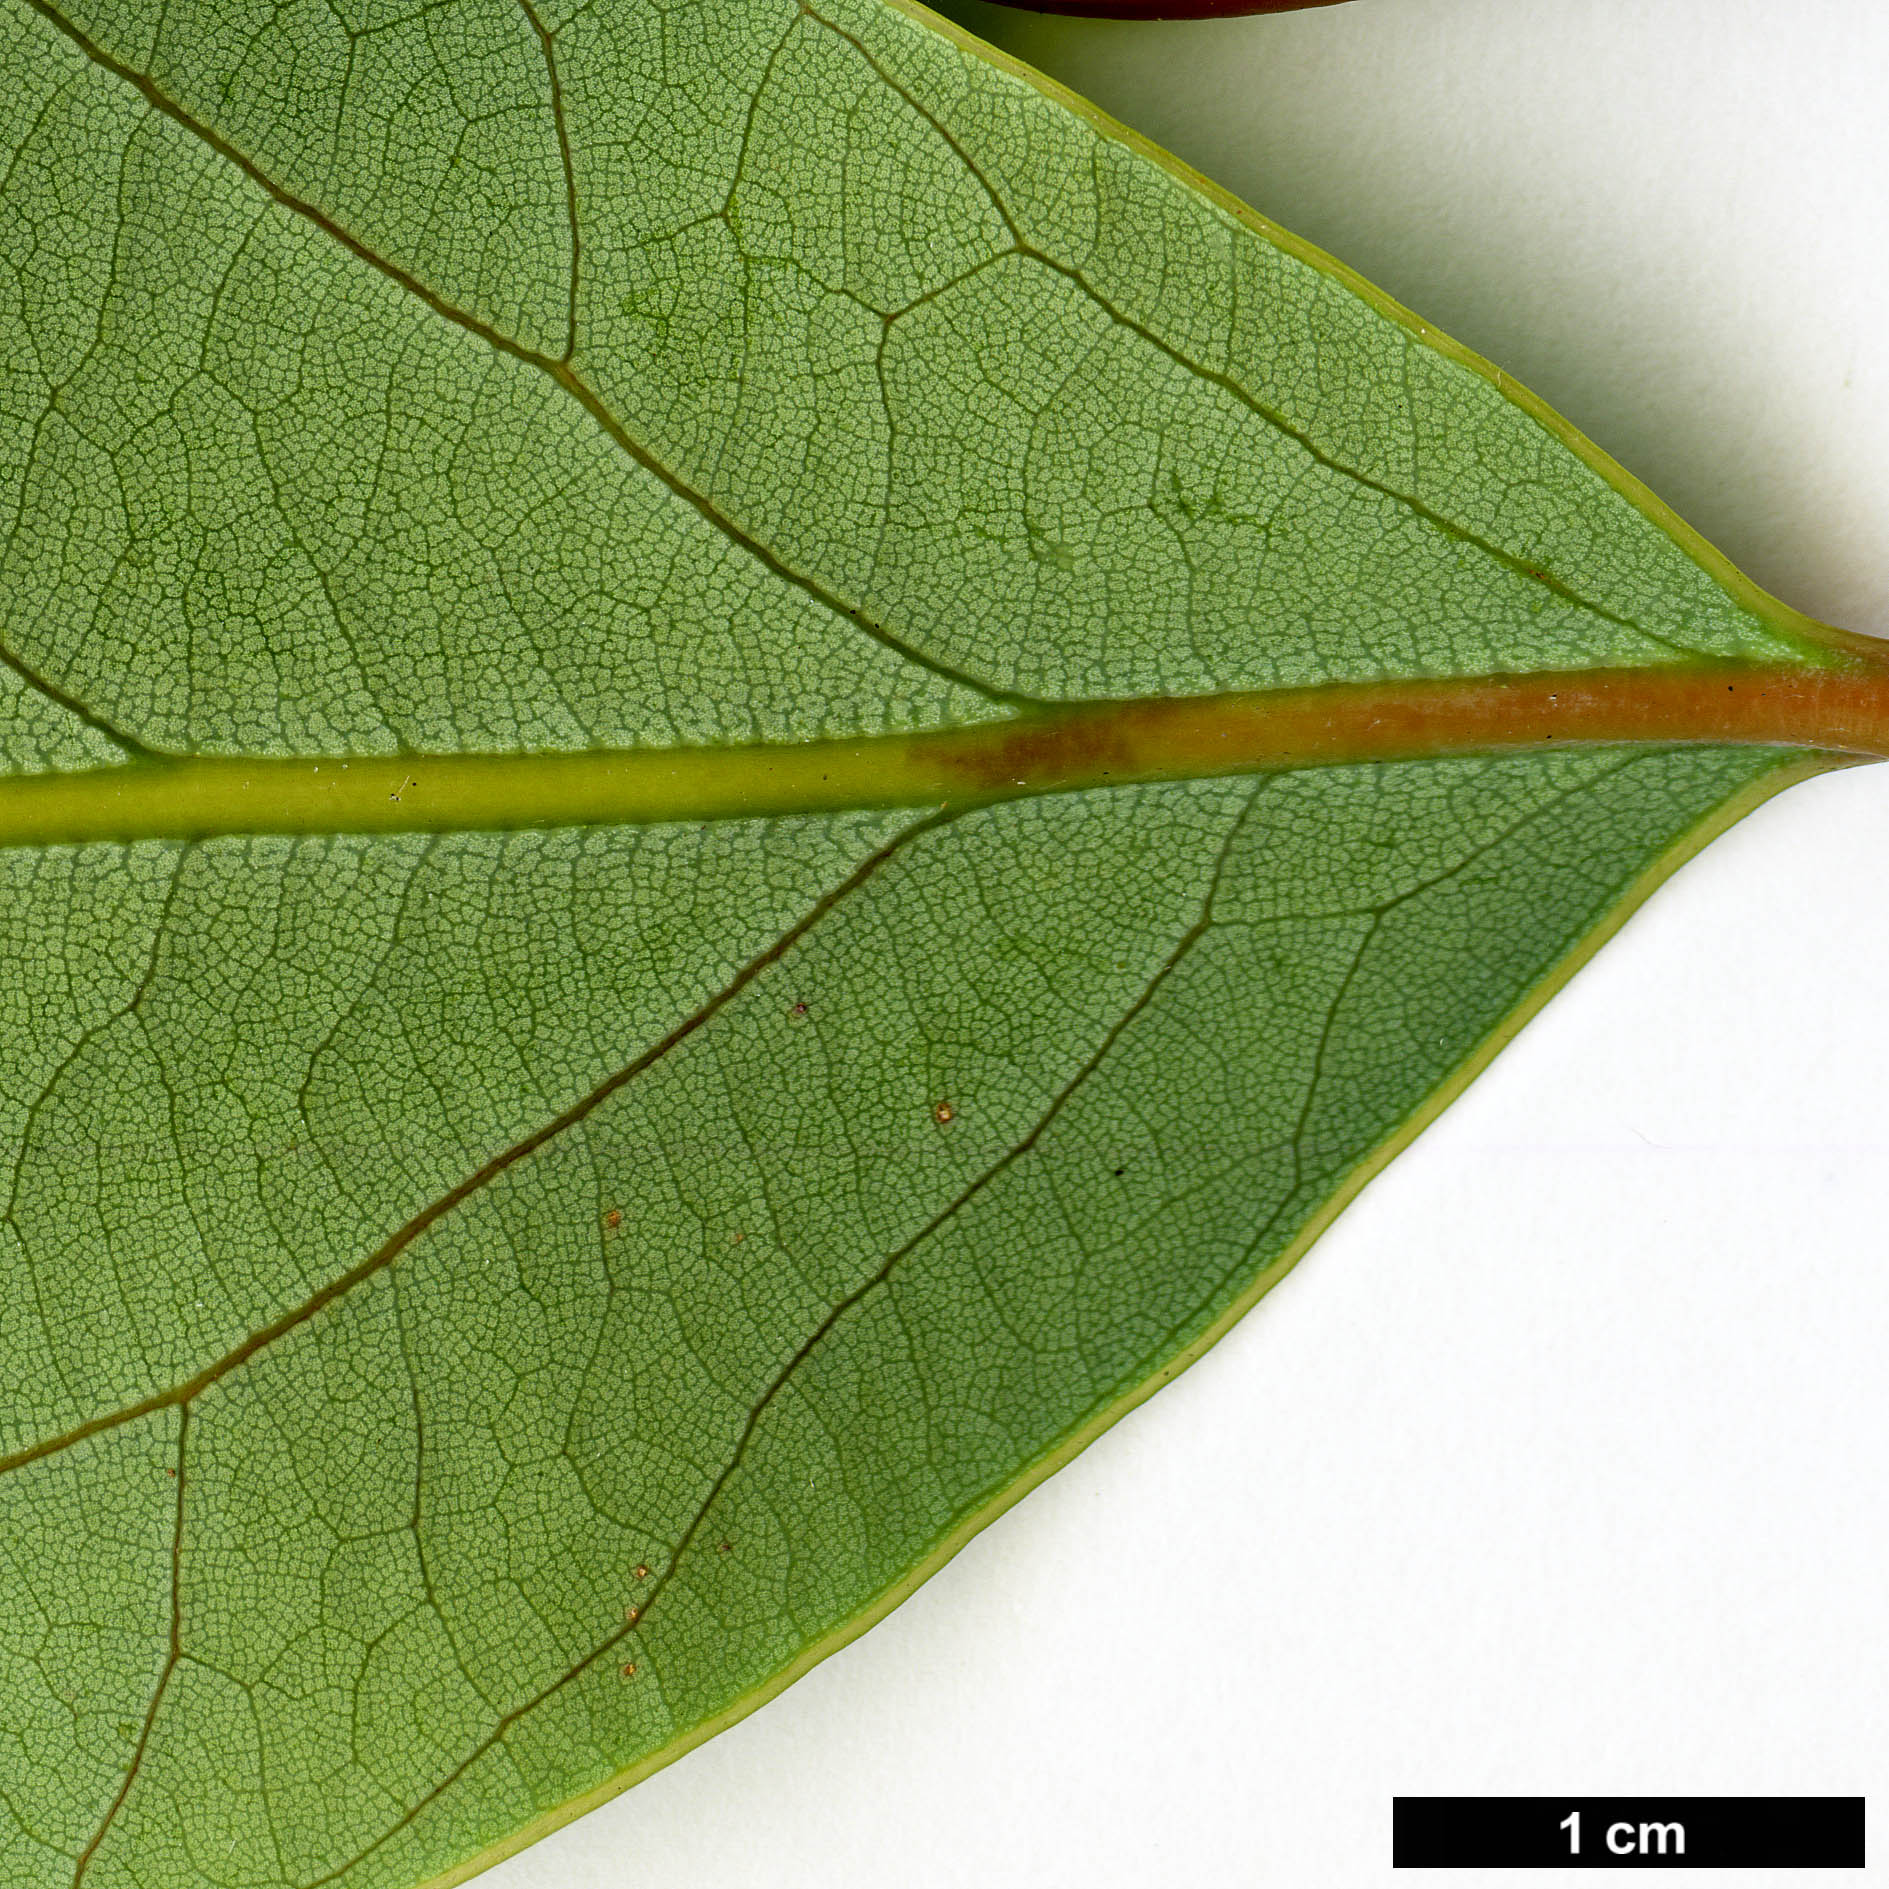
xmin=0 ymin=2 xmax=1876 ymax=1885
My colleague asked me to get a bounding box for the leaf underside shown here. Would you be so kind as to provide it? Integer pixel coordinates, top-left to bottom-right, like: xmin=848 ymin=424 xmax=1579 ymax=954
xmin=0 ymin=2 xmax=1845 ymax=1884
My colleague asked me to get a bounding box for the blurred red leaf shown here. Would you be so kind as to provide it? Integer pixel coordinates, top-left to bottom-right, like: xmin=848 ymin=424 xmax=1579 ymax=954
xmin=986 ymin=0 xmax=1350 ymax=18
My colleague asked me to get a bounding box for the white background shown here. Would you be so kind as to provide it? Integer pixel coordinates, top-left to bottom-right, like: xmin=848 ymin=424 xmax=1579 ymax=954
xmin=496 ymin=5 xmax=1889 ymax=1883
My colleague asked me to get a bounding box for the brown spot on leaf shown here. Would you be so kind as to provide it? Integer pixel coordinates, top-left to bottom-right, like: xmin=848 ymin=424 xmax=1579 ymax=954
xmin=602 ymin=1208 xmax=622 ymax=1230
xmin=634 ymin=1564 xmax=649 ymax=1580
xmin=623 ymin=1605 xmax=640 ymax=1625
xmin=716 ymin=1539 xmax=734 ymax=1555
xmin=933 ymin=1100 xmax=956 ymax=1125
xmin=620 ymin=1662 xmax=638 ymax=1680
xmin=790 ymin=1001 xmax=809 ymax=1016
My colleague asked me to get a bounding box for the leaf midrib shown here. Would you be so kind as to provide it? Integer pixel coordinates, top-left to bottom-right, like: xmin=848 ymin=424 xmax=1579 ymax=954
xmin=3 ymin=664 xmax=1884 ymax=848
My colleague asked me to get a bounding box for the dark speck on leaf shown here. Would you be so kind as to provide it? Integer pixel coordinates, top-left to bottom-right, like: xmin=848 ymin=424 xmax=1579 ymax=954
xmin=717 ymin=1539 xmax=734 ymax=1555
xmin=933 ymin=1100 xmax=956 ymax=1125
xmin=790 ymin=1001 xmax=809 ymax=1016
xmin=1113 ymin=1167 xmax=1125 ymax=1177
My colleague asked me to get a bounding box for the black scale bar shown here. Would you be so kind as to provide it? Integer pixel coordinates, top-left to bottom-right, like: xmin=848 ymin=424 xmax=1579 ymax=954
xmin=1392 ymin=1796 xmax=1864 ymax=1868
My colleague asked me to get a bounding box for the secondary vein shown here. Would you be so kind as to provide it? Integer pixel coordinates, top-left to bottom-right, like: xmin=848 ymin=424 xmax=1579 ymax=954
xmin=0 ymin=810 xmax=948 ymax=1480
